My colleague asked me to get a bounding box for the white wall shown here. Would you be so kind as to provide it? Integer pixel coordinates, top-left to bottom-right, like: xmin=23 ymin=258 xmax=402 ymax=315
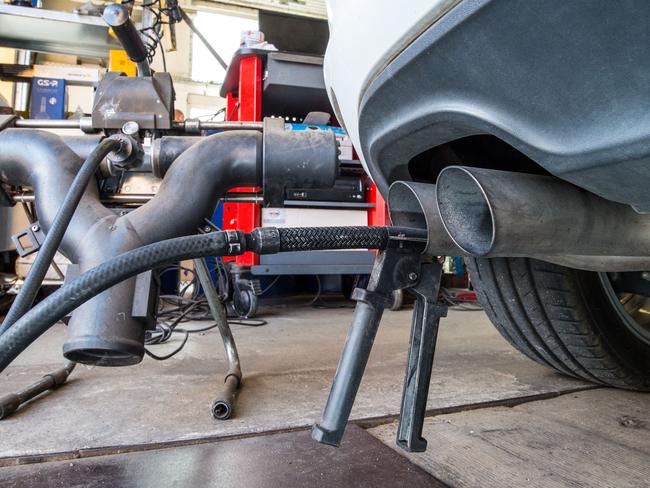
xmin=0 ymin=48 xmax=16 ymax=105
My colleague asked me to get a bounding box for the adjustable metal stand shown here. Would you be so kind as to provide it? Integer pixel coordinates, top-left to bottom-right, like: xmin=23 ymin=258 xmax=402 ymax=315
xmin=311 ymin=248 xmax=446 ymax=452
xmin=193 ymin=258 xmax=243 ymax=420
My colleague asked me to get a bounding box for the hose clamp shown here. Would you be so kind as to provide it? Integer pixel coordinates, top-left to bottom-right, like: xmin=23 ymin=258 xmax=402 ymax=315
xmin=225 ymin=230 xmax=243 ymax=255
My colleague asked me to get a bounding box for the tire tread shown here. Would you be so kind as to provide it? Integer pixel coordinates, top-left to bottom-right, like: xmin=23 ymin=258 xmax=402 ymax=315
xmin=466 ymin=257 xmax=649 ymax=390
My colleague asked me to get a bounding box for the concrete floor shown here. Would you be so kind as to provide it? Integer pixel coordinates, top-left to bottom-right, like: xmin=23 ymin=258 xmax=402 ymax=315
xmin=0 ymin=304 xmax=589 ymax=463
xmin=1 ymin=301 xmax=644 ymax=487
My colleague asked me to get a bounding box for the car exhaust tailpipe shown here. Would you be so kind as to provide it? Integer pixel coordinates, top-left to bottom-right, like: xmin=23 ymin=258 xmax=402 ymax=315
xmin=436 ymin=166 xmax=650 ymax=258
xmin=387 ymin=181 xmax=461 ymax=257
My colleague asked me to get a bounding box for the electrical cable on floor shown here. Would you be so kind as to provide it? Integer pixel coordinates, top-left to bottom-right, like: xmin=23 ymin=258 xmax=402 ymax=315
xmin=144 ymin=265 xmax=267 ymax=359
xmin=258 ymin=275 xmax=280 ymax=296
xmin=440 ymin=287 xmax=483 ymax=311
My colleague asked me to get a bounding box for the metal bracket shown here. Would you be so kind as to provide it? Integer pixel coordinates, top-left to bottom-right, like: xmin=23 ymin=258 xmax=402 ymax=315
xmin=0 ymin=114 xmax=17 ymax=132
xmin=11 ymin=221 xmax=45 ymax=257
xmin=396 ymin=262 xmax=446 ymax=452
xmin=311 ymin=247 xmax=445 ymax=449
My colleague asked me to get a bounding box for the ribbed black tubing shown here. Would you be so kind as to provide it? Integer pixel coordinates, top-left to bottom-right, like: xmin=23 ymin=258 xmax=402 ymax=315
xmin=277 ymin=226 xmax=389 ymax=252
xmin=0 ymin=137 xmax=121 ymax=335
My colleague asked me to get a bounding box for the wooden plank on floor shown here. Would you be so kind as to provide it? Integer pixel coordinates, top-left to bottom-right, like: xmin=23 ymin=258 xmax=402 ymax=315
xmin=0 ymin=426 xmax=446 ymax=488
xmin=368 ymin=389 xmax=650 ymax=488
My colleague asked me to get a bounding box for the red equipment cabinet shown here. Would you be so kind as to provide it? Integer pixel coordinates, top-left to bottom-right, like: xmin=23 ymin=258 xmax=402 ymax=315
xmin=222 ymin=55 xmax=263 ymax=267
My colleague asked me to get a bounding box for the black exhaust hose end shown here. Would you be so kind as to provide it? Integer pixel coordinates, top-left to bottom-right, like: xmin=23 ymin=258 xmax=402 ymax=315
xmin=211 ymin=374 xmax=240 ymax=420
xmin=0 ymin=394 xmax=20 ymax=420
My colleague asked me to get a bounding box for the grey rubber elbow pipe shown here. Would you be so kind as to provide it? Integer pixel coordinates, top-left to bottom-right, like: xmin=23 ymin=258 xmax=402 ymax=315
xmin=0 ymin=129 xmax=262 ymax=366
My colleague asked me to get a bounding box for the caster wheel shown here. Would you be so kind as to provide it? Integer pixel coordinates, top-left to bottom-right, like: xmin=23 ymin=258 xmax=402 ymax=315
xmin=233 ymin=289 xmax=258 ymax=318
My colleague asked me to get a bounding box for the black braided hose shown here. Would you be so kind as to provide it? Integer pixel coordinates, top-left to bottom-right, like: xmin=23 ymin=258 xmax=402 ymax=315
xmin=0 ymin=226 xmax=426 ymax=372
xmin=277 ymin=226 xmax=389 ymax=252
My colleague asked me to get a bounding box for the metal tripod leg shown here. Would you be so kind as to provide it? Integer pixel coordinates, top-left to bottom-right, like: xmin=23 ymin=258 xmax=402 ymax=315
xmin=312 ymin=250 xmax=420 ymax=447
xmin=396 ymin=262 xmax=446 ymax=452
xmin=311 ymin=288 xmax=387 ymax=446
xmin=194 ymin=258 xmax=242 ymax=420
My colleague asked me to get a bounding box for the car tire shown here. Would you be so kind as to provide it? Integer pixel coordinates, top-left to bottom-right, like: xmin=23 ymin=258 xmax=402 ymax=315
xmin=466 ymin=257 xmax=650 ymax=391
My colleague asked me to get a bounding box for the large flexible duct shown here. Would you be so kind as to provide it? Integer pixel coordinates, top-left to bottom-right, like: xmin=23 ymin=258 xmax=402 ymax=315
xmin=0 ymin=129 xmax=262 ymax=365
xmin=1 ymin=137 xmax=123 ymax=333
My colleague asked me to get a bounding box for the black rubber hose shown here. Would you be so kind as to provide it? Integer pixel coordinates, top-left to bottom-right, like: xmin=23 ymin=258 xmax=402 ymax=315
xmin=0 ymin=231 xmax=233 ymax=373
xmin=0 ymin=137 xmax=121 ymax=336
xmin=0 ymin=226 xmax=425 ymax=373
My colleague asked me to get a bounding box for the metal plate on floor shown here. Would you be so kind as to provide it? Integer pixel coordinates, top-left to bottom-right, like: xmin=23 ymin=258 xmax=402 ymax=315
xmin=0 ymin=426 xmax=446 ymax=488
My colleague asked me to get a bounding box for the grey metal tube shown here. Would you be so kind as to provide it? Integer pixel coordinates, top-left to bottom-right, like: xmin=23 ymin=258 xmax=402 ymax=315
xmin=436 ymin=166 xmax=650 ymax=258
xmin=388 ymin=178 xmax=650 ymax=271
xmin=12 ymin=119 xmax=263 ymax=133
xmin=211 ymin=374 xmax=239 ymax=420
xmin=13 ymin=119 xmax=81 ymax=129
xmin=195 ymin=257 xmax=242 ymax=421
xmin=193 ymin=258 xmax=240 ymax=379
xmin=13 ymin=192 xmax=263 ymax=206
xmin=388 ymin=181 xmax=461 ymax=257
xmin=171 ymin=121 xmax=264 ymax=133
xmin=13 ymin=118 xmax=95 ymax=133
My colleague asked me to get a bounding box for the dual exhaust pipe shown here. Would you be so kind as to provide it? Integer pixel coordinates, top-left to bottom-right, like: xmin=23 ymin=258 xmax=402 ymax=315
xmin=389 ymin=167 xmax=650 ymax=271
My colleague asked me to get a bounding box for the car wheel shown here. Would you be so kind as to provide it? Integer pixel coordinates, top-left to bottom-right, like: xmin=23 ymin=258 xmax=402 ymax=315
xmin=233 ymin=289 xmax=258 ymax=318
xmin=466 ymin=257 xmax=650 ymax=390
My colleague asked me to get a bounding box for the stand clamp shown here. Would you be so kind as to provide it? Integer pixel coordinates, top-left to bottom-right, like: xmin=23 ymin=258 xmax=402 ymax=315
xmin=311 ymin=247 xmax=446 ymax=452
